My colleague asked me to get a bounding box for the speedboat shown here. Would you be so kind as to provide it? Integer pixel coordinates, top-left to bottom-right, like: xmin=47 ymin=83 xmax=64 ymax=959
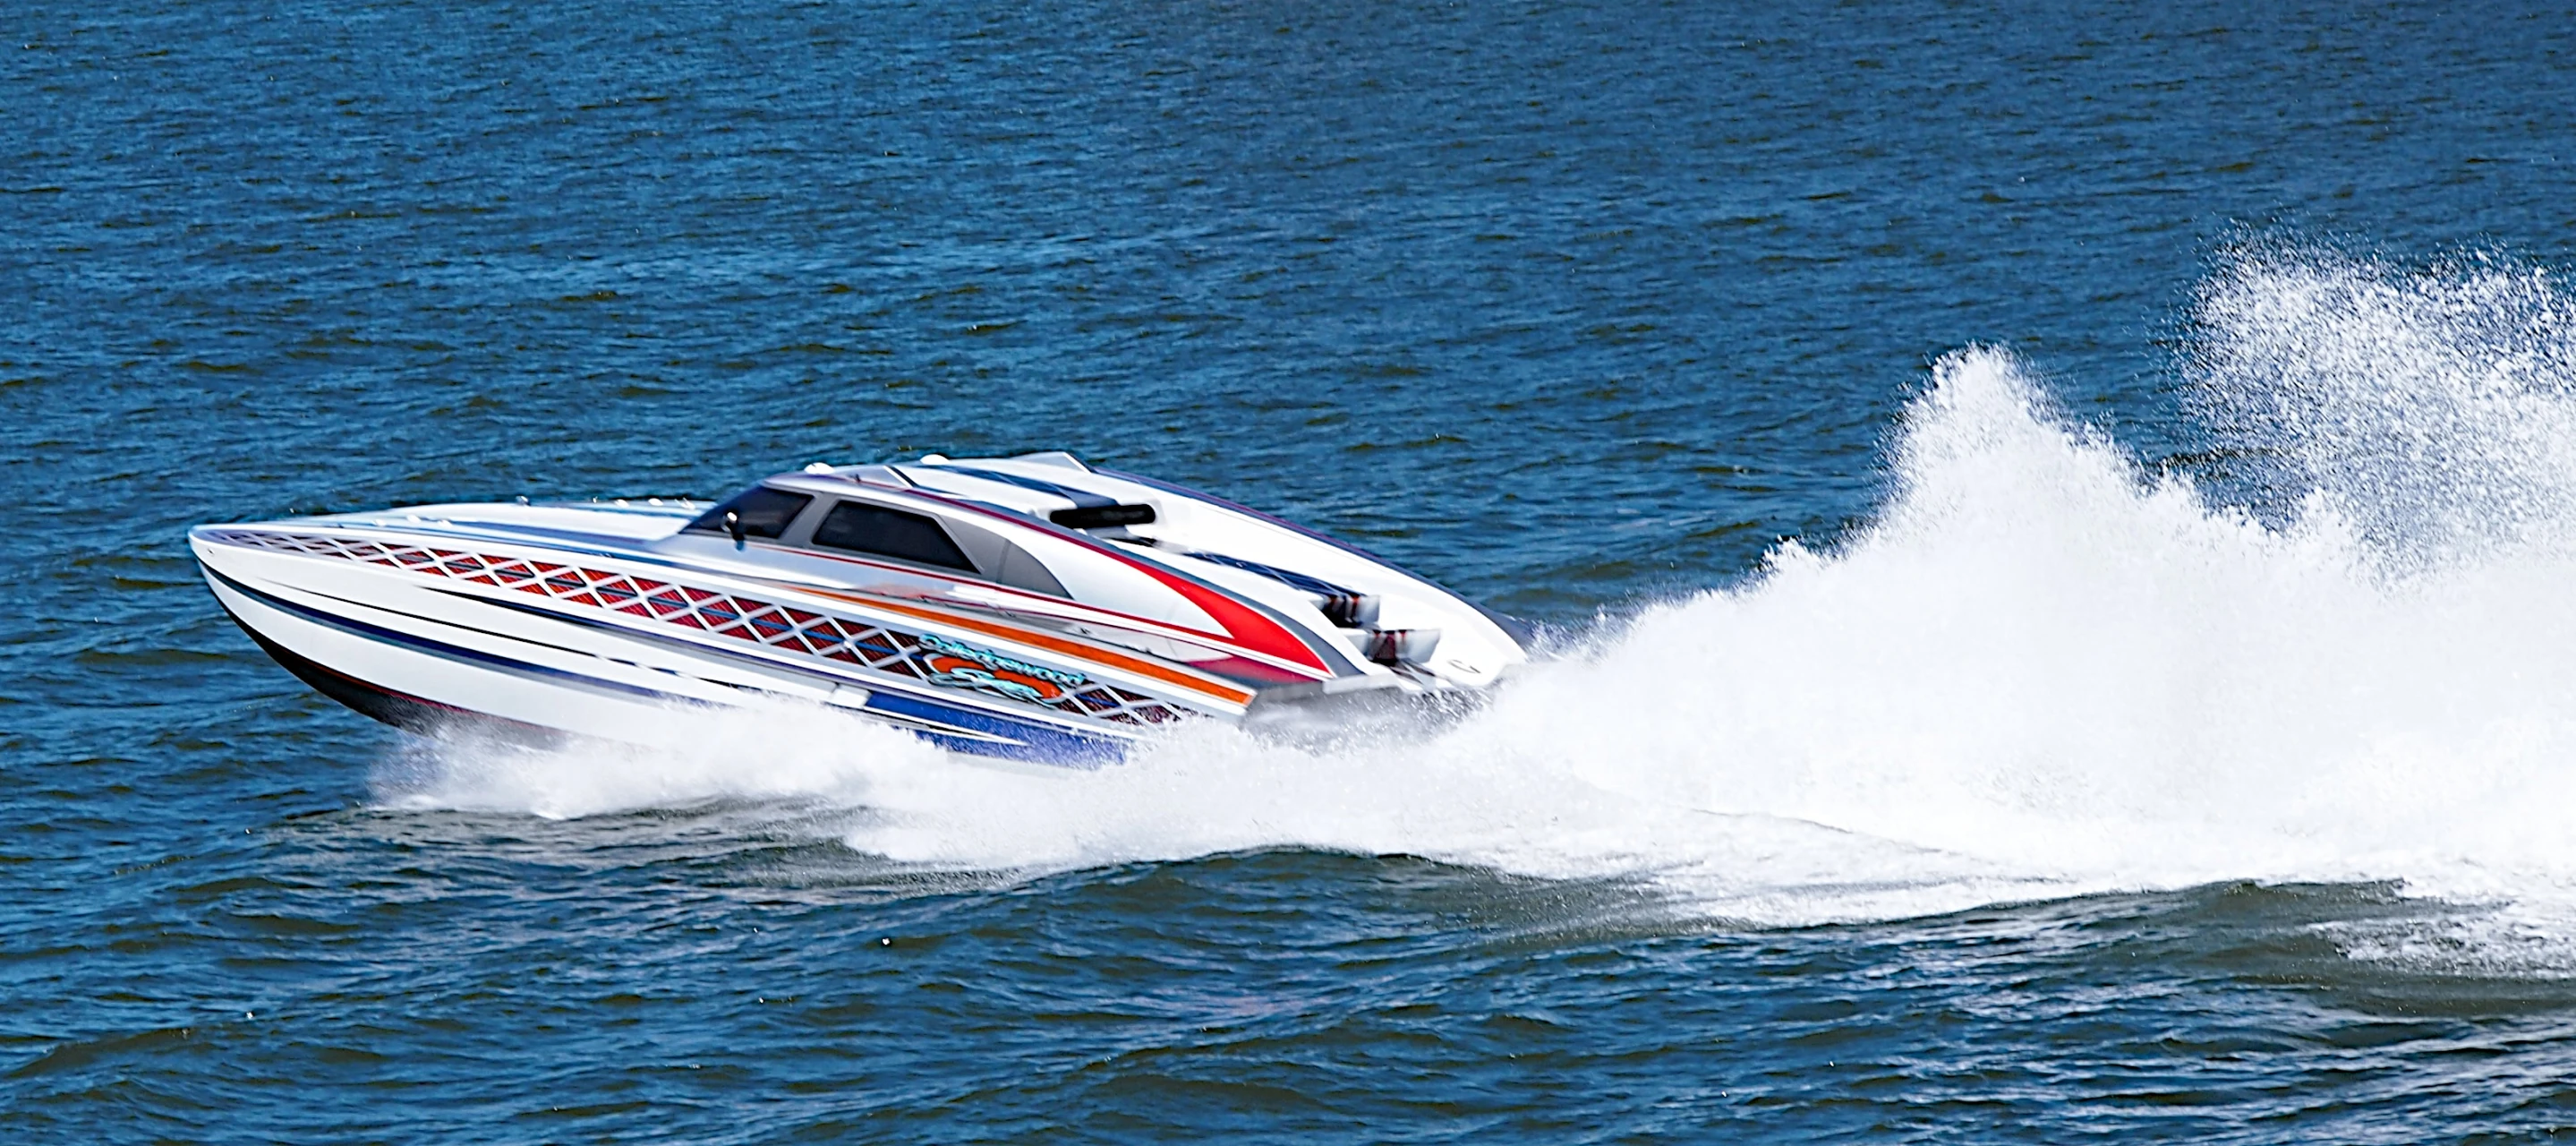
xmin=191 ymin=452 xmax=1529 ymax=765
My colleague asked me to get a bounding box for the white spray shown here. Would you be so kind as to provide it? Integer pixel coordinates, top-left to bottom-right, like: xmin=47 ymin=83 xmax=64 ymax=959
xmin=402 ymin=252 xmax=2576 ymax=962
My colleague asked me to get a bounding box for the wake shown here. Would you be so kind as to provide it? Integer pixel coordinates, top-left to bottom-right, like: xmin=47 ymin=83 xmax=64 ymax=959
xmin=397 ymin=250 xmax=2576 ymax=966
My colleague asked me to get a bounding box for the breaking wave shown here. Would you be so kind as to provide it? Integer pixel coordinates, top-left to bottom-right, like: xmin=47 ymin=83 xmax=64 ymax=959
xmin=402 ymin=251 xmax=2576 ymax=958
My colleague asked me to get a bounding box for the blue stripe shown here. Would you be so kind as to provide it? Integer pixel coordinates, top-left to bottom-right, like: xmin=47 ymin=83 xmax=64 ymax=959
xmin=534 ymin=500 xmax=703 ymax=517
xmin=199 ymin=525 xmax=703 ymax=576
xmin=918 ymin=465 xmax=1118 ymax=508
xmin=207 ymin=567 xmax=695 ymax=705
xmin=1182 ymin=551 xmax=1361 ymax=600
xmin=398 ymin=520 xmax=692 ymax=550
xmin=201 ymin=528 xmax=1150 ymax=724
xmin=1096 ymin=468 xmax=1396 ymax=565
xmin=862 ymin=689 xmax=1123 ymax=768
xmin=436 ymin=588 xmax=1131 ymax=746
xmin=212 ymin=566 xmax=1130 ymax=767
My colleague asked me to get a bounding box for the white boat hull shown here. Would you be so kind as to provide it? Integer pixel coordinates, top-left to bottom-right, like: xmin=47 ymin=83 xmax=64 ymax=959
xmin=193 ymin=453 xmax=1528 ymax=766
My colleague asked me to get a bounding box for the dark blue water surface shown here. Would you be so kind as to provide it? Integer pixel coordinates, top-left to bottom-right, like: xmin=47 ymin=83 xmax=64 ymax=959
xmin=13 ymin=1 xmax=2576 ymax=1141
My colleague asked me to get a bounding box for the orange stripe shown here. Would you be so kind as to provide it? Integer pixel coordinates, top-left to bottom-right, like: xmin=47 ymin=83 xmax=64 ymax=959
xmin=795 ymin=589 xmax=1257 ymax=706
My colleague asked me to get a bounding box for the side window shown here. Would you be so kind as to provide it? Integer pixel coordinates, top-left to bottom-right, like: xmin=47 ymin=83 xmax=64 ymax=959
xmin=684 ymin=487 xmax=814 ymax=539
xmin=813 ymin=501 xmax=978 ymax=573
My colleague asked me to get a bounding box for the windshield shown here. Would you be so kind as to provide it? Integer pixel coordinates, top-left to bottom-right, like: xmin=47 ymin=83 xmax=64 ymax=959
xmin=682 ymin=487 xmax=814 ymax=539
xmin=810 ymin=500 xmax=977 ymax=573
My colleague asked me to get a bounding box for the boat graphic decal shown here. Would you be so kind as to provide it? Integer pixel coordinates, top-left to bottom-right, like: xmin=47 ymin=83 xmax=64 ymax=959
xmin=917 ymin=630 xmax=1087 ymax=689
xmin=925 ymin=665 xmax=1054 ymax=705
xmin=199 ymin=529 xmax=1186 ymax=727
xmin=828 ymin=594 xmax=1257 ymax=706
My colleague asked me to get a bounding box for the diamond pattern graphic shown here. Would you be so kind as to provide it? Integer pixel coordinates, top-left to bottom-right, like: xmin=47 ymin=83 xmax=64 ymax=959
xmin=203 ymin=529 xmax=1188 ymax=727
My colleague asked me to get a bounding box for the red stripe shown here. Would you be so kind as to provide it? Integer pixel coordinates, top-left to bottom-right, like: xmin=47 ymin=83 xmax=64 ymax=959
xmin=899 ymin=491 xmax=1335 ymax=675
xmin=1117 ymin=561 xmax=1330 ymax=673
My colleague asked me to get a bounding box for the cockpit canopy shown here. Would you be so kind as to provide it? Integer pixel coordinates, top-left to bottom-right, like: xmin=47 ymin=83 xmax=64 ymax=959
xmin=684 ymin=484 xmax=1065 ymax=594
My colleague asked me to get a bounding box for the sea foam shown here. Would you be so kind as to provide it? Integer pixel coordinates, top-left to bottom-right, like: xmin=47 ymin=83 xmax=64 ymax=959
xmin=403 ymin=252 xmax=2576 ymax=958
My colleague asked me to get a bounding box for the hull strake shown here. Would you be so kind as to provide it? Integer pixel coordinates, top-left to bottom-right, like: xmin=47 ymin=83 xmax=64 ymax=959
xmin=195 ymin=528 xmax=1198 ymax=727
xmin=229 ymin=616 xmax=567 ymax=748
xmin=203 ymin=560 xmax=1132 ymax=766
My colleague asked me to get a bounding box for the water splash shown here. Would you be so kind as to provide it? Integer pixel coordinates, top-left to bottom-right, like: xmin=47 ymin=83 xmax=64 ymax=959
xmin=385 ymin=704 xmax=946 ymax=820
xmin=2196 ymin=247 xmax=2576 ymax=565
xmin=401 ymin=252 xmax=2576 ymax=955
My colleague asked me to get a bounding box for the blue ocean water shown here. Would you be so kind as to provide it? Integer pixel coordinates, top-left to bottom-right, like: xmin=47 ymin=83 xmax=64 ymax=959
xmin=13 ymin=0 xmax=2576 ymax=1139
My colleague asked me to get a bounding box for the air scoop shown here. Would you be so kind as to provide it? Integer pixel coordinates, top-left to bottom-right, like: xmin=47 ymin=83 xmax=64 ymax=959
xmin=1049 ymin=503 xmax=1156 ymax=529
